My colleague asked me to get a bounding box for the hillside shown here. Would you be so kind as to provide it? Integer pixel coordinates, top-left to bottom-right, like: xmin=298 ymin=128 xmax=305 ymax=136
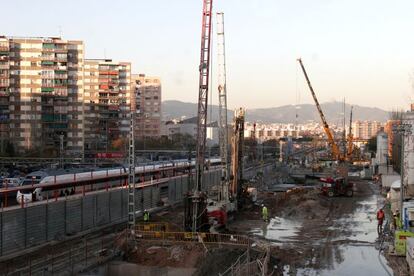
xmin=162 ymin=100 xmax=389 ymax=123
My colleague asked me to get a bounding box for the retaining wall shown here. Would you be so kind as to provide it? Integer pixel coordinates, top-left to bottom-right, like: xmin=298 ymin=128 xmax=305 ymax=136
xmin=0 ymin=165 xmax=272 ymax=257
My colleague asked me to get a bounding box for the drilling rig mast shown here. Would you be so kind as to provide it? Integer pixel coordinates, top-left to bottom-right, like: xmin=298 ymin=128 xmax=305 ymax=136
xmin=216 ymin=12 xmax=230 ymax=202
xmin=185 ymin=0 xmax=213 ymax=232
xmin=231 ymin=108 xmax=245 ymax=203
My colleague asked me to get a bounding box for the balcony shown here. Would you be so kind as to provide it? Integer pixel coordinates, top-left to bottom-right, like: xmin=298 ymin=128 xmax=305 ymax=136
xmin=0 ymin=114 xmax=9 ymax=121
xmin=108 ymin=105 xmax=120 ymax=111
xmin=48 ymin=123 xmax=67 ymax=129
xmin=41 ymin=60 xmax=55 ymax=66
xmin=41 ymin=55 xmax=55 ymax=61
xmin=42 ymin=114 xmax=68 ymax=122
xmin=99 ymin=71 xmax=118 ymax=76
xmin=54 ymin=47 xmax=67 ymax=53
xmin=41 ymin=83 xmax=54 ymax=88
xmin=0 ymin=64 xmax=9 ymax=70
xmin=0 ymin=91 xmax=9 ymax=97
xmin=0 ymin=80 xmax=9 ymax=87
xmin=54 ymin=88 xmax=68 ymax=96
xmin=54 ymin=74 xmax=68 ymax=79
xmin=0 ymin=46 xmax=9 ymax=52
xmin=55 ymin=56 xmax=67 ymax=62
xmin=41 ymin=87 xmax=54 ymax=93
xmin=54 ymin=80 xmax=68 ymax=86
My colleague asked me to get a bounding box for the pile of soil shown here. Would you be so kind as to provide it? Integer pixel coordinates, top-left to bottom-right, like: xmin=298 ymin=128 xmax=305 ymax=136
xmin=129 ymin=243 xmax=204 ymax=268
xmin=274 ymin=188 xmax=330 ymax=220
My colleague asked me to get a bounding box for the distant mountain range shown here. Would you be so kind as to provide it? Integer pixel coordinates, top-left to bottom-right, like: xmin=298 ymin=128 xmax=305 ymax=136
xmin=162 ymin=100 xmax=389 ymax=124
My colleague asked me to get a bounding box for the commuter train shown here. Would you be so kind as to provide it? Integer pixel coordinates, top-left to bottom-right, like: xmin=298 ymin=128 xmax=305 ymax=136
xmin=15 ymin=158 xmax=221 ymax=205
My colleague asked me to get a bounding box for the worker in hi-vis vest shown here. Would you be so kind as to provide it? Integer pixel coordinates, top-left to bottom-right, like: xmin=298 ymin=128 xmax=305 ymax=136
xmin=143 ymin=210 xmax=150 ymax=223
xmin=262 ymin=204 xmax=268 ymax=222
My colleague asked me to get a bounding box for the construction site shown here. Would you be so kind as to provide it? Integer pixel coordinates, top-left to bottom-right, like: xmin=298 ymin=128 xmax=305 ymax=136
xmin=1 ymin=1 xmax=414 ymax=276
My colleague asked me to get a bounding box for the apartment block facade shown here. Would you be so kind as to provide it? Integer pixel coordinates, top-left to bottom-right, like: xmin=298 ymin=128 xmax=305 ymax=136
xmin=0 ymin=36 xmax=84 ymax=155
xmin=131 ymin=74 xmax=161 ymax=139
xmin=83 ymin=59 xmax=131 ymax=153
xmin=352 ymin=120 xmax=382 ymax=140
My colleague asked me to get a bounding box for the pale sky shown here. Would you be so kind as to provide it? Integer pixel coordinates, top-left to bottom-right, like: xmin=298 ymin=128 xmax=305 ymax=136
xmin=3 ymin=0 xmax=414 ymax=111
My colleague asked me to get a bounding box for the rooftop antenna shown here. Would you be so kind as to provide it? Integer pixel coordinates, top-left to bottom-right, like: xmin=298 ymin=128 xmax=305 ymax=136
xmin=58 ymin=26 xmax=63 ymax=38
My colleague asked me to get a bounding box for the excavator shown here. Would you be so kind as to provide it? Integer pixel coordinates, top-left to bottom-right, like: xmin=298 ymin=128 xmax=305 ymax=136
xmin=297 ymin=58 xmax=354 ymax=197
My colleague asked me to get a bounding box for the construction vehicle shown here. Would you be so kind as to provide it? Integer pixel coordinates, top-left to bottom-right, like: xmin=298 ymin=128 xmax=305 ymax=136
xmin=205 ymin=12 xmax=231 ymax=230
xmin=297 ymin=58 xmax=354 ymax=196
xmin=205 ymin=108 xmax=245 ymax=228
xmin=184 ymin=0 xmax=213 ymax=232
xmin=297 ymin=58 xmax=342 ymax=161
xmin=231 ymin=108 xmax=245 ymax=207
xmin=320 ymin=177 xmax=354 ymax=197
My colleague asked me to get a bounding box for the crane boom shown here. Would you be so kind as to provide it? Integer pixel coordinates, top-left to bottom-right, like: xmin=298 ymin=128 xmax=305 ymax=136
xmin=297 ymin=58 xmax=341 ymax=160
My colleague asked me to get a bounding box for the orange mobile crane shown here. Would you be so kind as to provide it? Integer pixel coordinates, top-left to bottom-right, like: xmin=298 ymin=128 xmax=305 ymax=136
xmin=297 ymin=58 xmax=342 ymax=161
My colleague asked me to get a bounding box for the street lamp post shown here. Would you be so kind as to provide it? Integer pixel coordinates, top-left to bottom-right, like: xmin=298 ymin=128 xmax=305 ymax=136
xmin=394 ymin=123 xmax=412 ymax=227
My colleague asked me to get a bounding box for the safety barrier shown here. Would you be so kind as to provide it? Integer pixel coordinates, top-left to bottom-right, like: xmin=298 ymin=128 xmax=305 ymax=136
xmin=135 ymin=231 xmax=250 ymax=247
xmin=135 ymin=222 xmax=170 ymax=232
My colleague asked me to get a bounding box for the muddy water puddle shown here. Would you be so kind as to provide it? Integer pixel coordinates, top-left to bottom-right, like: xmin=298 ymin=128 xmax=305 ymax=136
xmin=251 ymin=217 xmax=302 ymax=244
xmin=258 ymin=182 xmax=392 ymax=274
xmin=295 ymin=245 xmax=391 ymax=276
xmin=332 ymin=193 xmax=385 ymax=243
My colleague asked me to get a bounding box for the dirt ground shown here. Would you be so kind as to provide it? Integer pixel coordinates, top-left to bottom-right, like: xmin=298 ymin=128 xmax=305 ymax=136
xmin=229 ymin=176 xmax=412 ymax=275
xmin=125 ymin=167 xmax=411 ymax=275
xmin=128 ymin=242 xmax=204 ymax=268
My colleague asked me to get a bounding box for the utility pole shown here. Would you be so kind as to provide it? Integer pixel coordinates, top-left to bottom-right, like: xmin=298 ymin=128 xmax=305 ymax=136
xmin=396 ymin=123 xmax=412 ymax=226
xmin=231 ymin=108 xmax=245 ymax=205
xmin=60 ymin=134 xmax=64 ymax=168
xmin=128 ymin=114 xmax=136 ymax=232
xmin=216 ymin=12 xmax=230 ymax=202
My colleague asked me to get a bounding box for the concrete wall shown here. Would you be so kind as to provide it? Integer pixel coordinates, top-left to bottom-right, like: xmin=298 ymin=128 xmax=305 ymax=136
xmin=402 ymin=112 xmax=414 ymax=197
xmin=0 ymin=165 xmax=272 ymax=257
